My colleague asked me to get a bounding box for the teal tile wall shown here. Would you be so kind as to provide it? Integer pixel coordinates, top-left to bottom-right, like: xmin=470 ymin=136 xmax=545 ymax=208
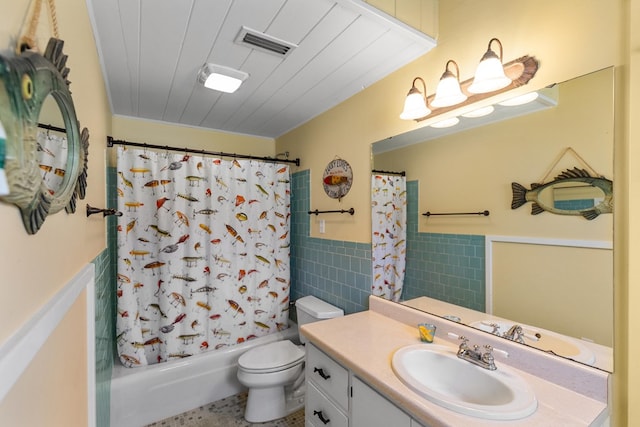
xmin=554 ymin=199 xmax=595 ymax=210
xmin=290 ymin=170 xmax=371 ymax=314
xmin=93 ymin=167 xmax=119 ymax=427
xmin=403 ymin=180 xmax=486 ymax=311
xmin=93 ymin=246 xmax=114 ymax=427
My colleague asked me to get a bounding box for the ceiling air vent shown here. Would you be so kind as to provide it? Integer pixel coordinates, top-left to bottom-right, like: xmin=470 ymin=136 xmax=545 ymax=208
xmin=235 ymin=26 xmax=297 ymax=58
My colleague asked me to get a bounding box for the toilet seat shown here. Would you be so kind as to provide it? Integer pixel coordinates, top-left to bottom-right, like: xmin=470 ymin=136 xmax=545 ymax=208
xmin=238 ymin=340 xmax=305 ymax=374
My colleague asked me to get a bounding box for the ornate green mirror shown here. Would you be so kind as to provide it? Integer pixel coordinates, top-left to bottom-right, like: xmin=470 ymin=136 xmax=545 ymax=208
xmin=0 ymin=38 xmax=89 ymax=234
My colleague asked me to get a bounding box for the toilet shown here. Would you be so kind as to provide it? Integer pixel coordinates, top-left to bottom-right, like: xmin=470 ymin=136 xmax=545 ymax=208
xmin=237 ymin=295 xmax=344 ymax=423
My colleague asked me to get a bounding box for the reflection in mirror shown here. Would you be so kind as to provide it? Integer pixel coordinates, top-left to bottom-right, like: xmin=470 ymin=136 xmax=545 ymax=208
xmin=37 ymin=95 xmax=68 ymax=196
xmin=551 ymin=184 xmax=604 ymax=210
xmin=371 ymin=68 xmax=614 ymax=372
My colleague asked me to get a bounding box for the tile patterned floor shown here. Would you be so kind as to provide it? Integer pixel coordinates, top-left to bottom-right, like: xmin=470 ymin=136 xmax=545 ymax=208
xmin=145 ymin=392 xmax=305 ymax=427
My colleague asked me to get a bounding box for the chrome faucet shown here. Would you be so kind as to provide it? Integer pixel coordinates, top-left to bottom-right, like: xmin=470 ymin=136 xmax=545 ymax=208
xmin=485 ymin=322 xmax=501 ymax=336
xmin=456 ymin=336 xmax=497 ymax=370
xmin=502 ymin=324 xmax=525 ymax=343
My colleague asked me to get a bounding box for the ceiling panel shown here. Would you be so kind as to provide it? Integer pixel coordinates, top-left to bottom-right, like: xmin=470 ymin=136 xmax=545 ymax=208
xmin=161 ymin=1 xmax=233 ymax=122
xmin=87 ymin=0 xmax=436 ymax=139
xmin=138 ymin=2 xmax=193 ymax=118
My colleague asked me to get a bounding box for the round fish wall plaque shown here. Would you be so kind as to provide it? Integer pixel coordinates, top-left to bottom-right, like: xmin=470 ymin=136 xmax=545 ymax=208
xmin=322 ymin=158 xmax=353 ymax=201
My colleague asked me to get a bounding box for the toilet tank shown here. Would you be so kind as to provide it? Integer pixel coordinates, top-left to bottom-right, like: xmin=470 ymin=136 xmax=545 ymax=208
xmin=295 ymin=296 xmax=344 ymax=343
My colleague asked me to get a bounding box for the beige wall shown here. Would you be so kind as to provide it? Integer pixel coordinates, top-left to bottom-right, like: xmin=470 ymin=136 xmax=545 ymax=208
xmin=277 ymin=0 xmax=638 ymax=424
xmin=492 ymin=242 xmax=612 ymax=346
xmin=0 ymin=0 xmax=110 ymax=425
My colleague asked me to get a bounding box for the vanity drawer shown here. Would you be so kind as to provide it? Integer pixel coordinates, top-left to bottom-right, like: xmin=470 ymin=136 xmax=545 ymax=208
xmin=306 ymin=381 xmax=348 ymax=427
xmin=306 ymin=343 xmax=349 ymax=410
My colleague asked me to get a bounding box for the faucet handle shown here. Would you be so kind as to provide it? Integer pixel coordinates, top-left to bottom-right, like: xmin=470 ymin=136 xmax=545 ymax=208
xmin=481 ymin=345 xmax=497 ymax=370
xmin=457 ymin=336 xmax=469 ymax=351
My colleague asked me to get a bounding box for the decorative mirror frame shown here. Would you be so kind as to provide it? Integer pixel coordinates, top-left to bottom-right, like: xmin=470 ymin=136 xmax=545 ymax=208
xmin=0 ymin=38 xmax=88 ymax=234
xmin=511 ymin=167 xmax=613 ymax=220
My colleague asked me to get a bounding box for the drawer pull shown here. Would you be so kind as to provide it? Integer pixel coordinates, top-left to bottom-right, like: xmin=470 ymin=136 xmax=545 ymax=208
xmin=313 ymin=367 xmax=331 ymax=380
xmin=313 ymin=410 xmax=331 ymax=424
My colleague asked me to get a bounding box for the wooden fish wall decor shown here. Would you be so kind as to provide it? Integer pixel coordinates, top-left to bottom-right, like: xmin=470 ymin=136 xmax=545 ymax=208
xmin=511 ymin=167 xmax=613 ymax=220
xmin=0 ymin=38 xmax=89 ymax=234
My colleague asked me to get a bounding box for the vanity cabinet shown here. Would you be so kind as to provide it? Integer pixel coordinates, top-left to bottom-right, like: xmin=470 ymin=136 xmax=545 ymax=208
xmin=305 ymin=343 xmax=426 ymax=427
xmin=306 ymin=343 xmax=349 ymax=426
xmin=351 ymin=376 xmax=412 ymax=427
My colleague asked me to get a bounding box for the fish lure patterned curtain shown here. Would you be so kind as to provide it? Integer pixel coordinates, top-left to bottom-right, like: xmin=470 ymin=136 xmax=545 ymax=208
xmin=371 ymin=174 xmax=407 ymax=302
xmin=116 ymin=146 xmax=291 ymax=367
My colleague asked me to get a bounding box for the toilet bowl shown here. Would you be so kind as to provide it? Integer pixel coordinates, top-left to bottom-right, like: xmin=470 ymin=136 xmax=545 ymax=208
xmin=236 ymin=295 xmax=343 ymax=423
xmin=237 ymin=340 xmax=306 ymax=423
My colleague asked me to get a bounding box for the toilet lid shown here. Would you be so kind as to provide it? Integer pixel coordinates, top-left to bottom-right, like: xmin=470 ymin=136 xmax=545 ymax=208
xmin=238 ymin=340 xmax=305 ymax=373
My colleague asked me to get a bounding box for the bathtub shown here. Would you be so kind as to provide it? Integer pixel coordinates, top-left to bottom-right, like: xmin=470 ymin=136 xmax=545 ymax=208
xmin=110 ymin=323 xmax=298 ymax=427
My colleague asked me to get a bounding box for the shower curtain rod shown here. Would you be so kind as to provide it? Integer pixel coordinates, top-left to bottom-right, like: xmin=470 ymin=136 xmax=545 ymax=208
xmin=38 ymin=122 xmax=66 ymax=133
xmin=107 ymin=136 xmax=301 ymax=166
xmin=372 ymin=169 xmax=405 ymax=176
xmin=422 ymin=210 xmax=490 ymax=217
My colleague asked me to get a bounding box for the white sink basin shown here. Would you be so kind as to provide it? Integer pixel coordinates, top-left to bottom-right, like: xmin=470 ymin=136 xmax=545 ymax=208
xmin=391 ymin=344 xmax=537 ymax=420
xmin=470 ymin=320 xmax=596 ymax=365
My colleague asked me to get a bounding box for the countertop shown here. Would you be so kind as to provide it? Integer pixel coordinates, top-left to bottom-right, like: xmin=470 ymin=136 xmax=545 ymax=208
xmin=300 ymin=307 xmax=609 ymax=427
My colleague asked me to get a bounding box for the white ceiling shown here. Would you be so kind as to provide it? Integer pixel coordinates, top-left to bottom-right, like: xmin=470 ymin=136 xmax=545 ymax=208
xmin=87 ymin=0 xmax=436 ymax=139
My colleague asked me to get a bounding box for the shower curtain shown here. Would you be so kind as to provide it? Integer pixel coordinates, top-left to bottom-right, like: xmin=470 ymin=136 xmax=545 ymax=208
xmin=371 ymin=174 xmax=407 ymax=302
xmin=116 ymin=146 xmax=291 ymax=367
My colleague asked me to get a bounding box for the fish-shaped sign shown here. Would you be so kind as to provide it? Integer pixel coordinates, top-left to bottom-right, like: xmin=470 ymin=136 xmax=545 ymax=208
xmin=511 ymin=167 xmax=612 ymax=220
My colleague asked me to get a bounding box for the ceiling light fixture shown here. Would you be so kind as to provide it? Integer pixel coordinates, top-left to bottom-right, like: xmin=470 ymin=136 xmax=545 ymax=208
xmin=399 ymin=77 xmax=431 ymax=120
xmin=399 ymin=37 xmax=539 ymax=124
xmin=197 ymin=63 xmax=249 ymax=94
xmin=468 ymin=38 xmax=512 ymax=94
xmin=431 ymin=60 xmax=467 ymax=108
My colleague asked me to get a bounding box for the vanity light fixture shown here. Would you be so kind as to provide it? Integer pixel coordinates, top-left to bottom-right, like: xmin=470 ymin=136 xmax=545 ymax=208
xmin=430 ymin=117 xmax=460 ymax=128
xmin=431 ymin=60 xmax=467 ymax=108
xmin=498 ymin=91 xmax=539 ymax=106
xmin=461 ymin=105 xmax=495 ymax=118
xmin=468 ymin=38 xmax=512 ymax=94
xmin=197 ymin=63 xmax=249 ymax=94
xmin=399 ymin=37 xmax=538 ymax=124
xmin=399 ymin=77 xmax=431 ymax=120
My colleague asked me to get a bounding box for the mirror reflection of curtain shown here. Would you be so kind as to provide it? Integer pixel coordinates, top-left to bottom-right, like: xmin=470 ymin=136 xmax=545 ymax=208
xmin=37 ymin=129 xmax=68 ymax=194
xmin=371 ymin=174 xmax=407 ymax=302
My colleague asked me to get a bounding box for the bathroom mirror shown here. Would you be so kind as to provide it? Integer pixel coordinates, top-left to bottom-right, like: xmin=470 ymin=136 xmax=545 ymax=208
xmin=371 ymin=68 xmax=614 ymax=372
xmin=0 ymin=38 xmax=89 ymax=234
xmin=37 ymin=95 xmax=69 ymax=196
